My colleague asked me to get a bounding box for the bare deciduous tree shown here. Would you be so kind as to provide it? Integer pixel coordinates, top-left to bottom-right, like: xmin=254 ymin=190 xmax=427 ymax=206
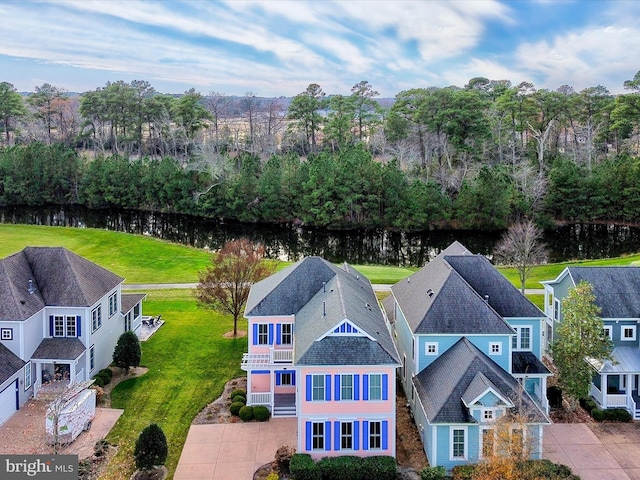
xmin=494 ymin=219 xmax=547 ymax=293
xmin=194 ymin=239 xmax=275 ymax=337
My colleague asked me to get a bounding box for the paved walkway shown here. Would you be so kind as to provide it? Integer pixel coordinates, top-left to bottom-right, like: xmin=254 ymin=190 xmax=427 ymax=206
xmin=174 ymin=418 xmax=297 ymax=480
xmin=544 ymin=423 xmax=640 ymax=480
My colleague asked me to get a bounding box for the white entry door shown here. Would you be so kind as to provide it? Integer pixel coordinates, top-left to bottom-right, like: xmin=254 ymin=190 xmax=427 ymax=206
xmin=0 ymin=379 xmax=18 ymax=426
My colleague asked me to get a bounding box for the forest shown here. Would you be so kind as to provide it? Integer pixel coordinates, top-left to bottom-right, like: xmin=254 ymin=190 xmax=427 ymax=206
xmin=1 ymin=73 xmax=640 ymax=230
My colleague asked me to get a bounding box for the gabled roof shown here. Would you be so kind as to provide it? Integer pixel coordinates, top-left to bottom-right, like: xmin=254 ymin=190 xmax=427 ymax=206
xmin=246 ymin=256 xmax=399 ymax=366
xmin=0 ymin=247 xmax=123 ymax=321
xmin=413 ymin=338 xmax=548 ymax=424
xmin=444 ymin=254 xmax=543 ymax=318
xmin=0 ymin=343 xmax=25 ymax=384
xmin=566 ymin=267 xmax=640 ymax=318
xmin=461 ymin=371 xmax=512 ymax=407
xmin=391 ymin=252 xmax=513 ymax=335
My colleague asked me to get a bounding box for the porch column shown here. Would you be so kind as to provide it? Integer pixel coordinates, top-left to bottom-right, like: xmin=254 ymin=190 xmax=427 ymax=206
xmin=541 ymin=375 xmax=549 ymax=413
xmin=270 ymin=369 xmax=275 ymax=412
xmin=602 ymin=374 xmax=607 ymax=408
xmin=70 ymin=362 xmax=76 ymax=385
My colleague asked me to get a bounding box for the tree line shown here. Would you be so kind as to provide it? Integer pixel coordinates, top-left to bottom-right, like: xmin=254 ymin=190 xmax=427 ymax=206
xmin=1 ymin=73 xmax=640 ymax=230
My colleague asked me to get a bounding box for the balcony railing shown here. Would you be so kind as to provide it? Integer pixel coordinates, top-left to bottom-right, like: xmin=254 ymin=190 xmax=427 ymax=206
xmin=240 ymin=348 xmax=293 ymax=370
xmin=249 ymin=392 xmax=272 ymax=405
xmin=590 ymin=384 xmax=636 ymax=413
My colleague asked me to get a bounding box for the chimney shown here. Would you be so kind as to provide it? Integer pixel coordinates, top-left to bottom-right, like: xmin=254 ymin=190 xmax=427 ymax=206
xmin=28 ymin=279 xmax=34 ymax=295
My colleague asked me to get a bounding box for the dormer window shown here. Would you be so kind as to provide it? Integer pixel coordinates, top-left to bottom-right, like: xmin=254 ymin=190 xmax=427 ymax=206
xmin=482 ymin=409 xmax=494 ymax=421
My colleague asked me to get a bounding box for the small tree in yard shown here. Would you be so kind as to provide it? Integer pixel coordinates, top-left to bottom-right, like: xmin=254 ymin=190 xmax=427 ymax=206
xmin=194 ymin=238 xmax=275 ymax=337
xmin=113 ymin=330 xmax=141 ymax=373
xmin=494 ymin=219 xmax=547 ymax=294
xmin=550 ymin=281 xmax=613 ymax=411
xmin=134 ymin=423 xmax=168 ymax=471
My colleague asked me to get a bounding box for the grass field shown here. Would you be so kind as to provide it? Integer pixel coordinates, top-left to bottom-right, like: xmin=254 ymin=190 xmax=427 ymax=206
xmin=102 ymin=290 xmax=245 ymax=478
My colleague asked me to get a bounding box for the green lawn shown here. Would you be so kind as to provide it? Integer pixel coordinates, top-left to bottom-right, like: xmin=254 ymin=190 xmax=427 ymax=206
xmin=102 ymin=289 xmax=245 ymax=479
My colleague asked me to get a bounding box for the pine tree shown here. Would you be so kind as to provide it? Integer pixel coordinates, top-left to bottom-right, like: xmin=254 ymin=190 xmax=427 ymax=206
xmin=112 ymin=331 xmax=141 ymax=373
xmin=134 ymin=423 xmax=168 ymax=470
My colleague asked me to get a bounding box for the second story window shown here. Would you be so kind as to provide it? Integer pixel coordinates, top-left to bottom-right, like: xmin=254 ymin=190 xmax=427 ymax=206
xmin=92 ymin=305 xmax=102 ymax=332
xmin=54 ymin=315 xmax=65 ymax=337
xmin=512 ymin=326 xmax=531 ymax=351
xmin=257 ymin=324 xmax=269 ymax=345
xmin=312 ymin=374 xmax=325 ymax=401
xmin=66 ymin=316 xmax=77 ymax=337
xmin=369 ymin=374 xmax=382 ymax=400
xmin=341 ymin=375 xmax=353 ymax=401
xmin=622 ymin=326 xmax=637 ymax=341
xmin=281 ymin=323 xmax=292 ymax=345
xmin=108 ymin=292 xmax=117 ymax=317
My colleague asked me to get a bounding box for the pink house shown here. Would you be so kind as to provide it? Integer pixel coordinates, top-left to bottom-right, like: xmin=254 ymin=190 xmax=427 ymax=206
xmin=241 ymin=257 xmax=400 ymax=458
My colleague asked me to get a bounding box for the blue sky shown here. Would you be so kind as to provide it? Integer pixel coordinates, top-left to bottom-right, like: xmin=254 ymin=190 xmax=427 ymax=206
xmin=1 ymin=0 xmax=639 ymax=97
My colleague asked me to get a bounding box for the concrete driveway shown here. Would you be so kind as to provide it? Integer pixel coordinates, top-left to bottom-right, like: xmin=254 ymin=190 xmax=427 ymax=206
xmin=174 ymin=418 xmax=297 ymax=480
xmin=544 ymin=423 xmax=640 ymax=480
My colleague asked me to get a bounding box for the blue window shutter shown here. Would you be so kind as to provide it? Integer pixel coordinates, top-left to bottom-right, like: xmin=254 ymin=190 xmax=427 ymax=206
xmin=292 ymin=372 xmax=296 ymax=386
xmin=382 ymin=421 xmax=388 ymax=450
xmin=276 ymin=372 xmax=281 ymax=386
xmin=306 ymin=375 xmax=311 ymax=401
xmin=76 ymin=316 xmax=81 ymax=337
xmin=354 ymin=374 xmax=360 ymax=401
xmin=334 ymin=421 xmax=340 ymax=451
xmin=276 ymin=324 xmax=281 ymax=345
xmin=325 ymin=421 xmax=332 ymax=451
xmin=382 ymin=374 xmax=389 ymax=400
xmin=268 ymin=324 xmax=274 ymax=345
xmin=305 ymin=422 xmax=311 ymax=450
xmin=252 ymin=324 xmax=258 ymax=345
xmin=334 ymin=375 xmax=341 ymax=401
xmin=49 ymin=316 xmax=54 ymax=336
xmin=363 ymin=421 xmax=369 ymax=451
xmin=363 ymin=375 xmax=369 ymax=401
xmin=354 ymin=421 xmax=359 ymax=450
xmin=325 ymin=375 xmax=331 ymax=401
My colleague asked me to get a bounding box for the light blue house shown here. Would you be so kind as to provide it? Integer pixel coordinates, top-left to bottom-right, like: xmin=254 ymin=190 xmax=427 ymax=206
xmin=384 ymin=242 xmax=550 ymax=470
xmin=542 ymin=266 xmax=640 ymax=418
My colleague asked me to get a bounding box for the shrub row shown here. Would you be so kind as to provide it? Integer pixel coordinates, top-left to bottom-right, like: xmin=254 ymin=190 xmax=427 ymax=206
xmin=449 ymin=459 xmax=579 ymax=480
xmin=92 ymin=368 xmax=113 ymax=387
xmin=591 ymin=408 xmax=632 ymax=422
xmin=289 ymin=454 xmax=396 ymax=480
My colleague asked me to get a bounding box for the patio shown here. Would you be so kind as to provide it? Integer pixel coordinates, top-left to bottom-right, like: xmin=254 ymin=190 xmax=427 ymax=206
xmin=137 ymin=316 xmax=165 ymax=341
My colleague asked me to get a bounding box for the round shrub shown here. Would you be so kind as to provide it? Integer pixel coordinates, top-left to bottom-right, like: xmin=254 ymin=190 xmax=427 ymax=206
xmin=253 ymin=405 xmax=270 ymax=422
xmin=99 ymin=368 xmax=113 ymax=380
xmin=239 ymin=405 xmax=254 ymax=421
xmin=592 ymin=408 xmax=605 ymax=421
xmin=230 ymin=402 xmax=244 ymax=416
xmin=231 ymin=395 xmax=246 ymax=404
xmin=230 ymin=389 xmax=246 ymax=400
xmin=92 ymin=375 xmax=105 ymax=387
xmin=134 ymin=423 xmax=168 ymax=470
xmin=96 ymin=372 xmax=110 ymax=386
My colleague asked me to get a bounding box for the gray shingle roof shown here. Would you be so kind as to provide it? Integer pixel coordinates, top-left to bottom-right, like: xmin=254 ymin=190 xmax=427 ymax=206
xmin=567 ymin=267 xmax=640 ymax=318
xmin=32 ymin=338 xmax=86 ymax=360
xmin=391 ymin=254 xmax=513 ymax=335
xmin=121 ymin=293 xmax=146 ymax=314
xmin=0 ymin=247 xmax=123 ymax=321
xmin=512 ymin=351 xmax=551 ymax=375
xmin=413 ymin=338 xmax=548 ymax=424
xmin=0 ymin=343 xmax=25 ymax=384
xmin=444 ymin=255 xmax=543 ymax=318
xmin=246 ymin=256 xmax=399 ymax=366
xmin=461 ymin=371 xmax=504 ymax=406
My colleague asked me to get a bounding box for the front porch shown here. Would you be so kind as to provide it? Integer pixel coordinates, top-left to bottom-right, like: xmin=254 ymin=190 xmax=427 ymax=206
xmin=244 ymin=366 xmax=297 ymax=417
xmin=30 ymin=338 xmax=86 ymax=399
xmin=588 ymin=348 xmax=640 ymax=419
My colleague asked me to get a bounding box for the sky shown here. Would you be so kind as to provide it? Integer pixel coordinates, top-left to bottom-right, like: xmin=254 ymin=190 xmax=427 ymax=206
xmin=1 ymin=0 xmax=639 ymax=97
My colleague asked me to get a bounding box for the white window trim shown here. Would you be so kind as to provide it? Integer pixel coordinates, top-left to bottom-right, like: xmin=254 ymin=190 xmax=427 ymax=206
xmin=312 ymin=421 xmax=324 ymax=450
xmin=369 ymin=373 xmax=382 ymax=401
xmin=281 ymin=323 xmax=293 ymax=345
xmin=489 ymin=342 xmax=502 ymax=355
xmin=1 ymin=328 xmax=12 ymax=340
xmin=553 ymin=298 xmax=561 ymax=321
xmin=54 ymin=315 xmax=65 ymax=337
xmin=621 ymin=325 xmax=637 ymax=341
xmin=312 ymin=374 xmax=325 ymax=401
xmin=603 ymin=325 xmax=612 ymax=340
xmin=482 ymin=408 xmax=494 ymax=422
xmin=108 ymin=292 xmax=117 ymax=317
xmin=425 ymin=342 xmax=438 ymax=356
xmin=89 ymin=345 xmax=95 ymax=371
xmin=369 ymin=420 xmax=382 ymax=450
xmin=512 ymin=325 xmax=532 ymax=351
xmin=450 ymin=426 xmax=467 ymax=460
xmin=340 ymin=421 xmax=354 ymax=451
xmin=341 ymin=374 xmax=354 ymax=401
xmin=91 ymin=305 xmax=102 ymax=333
xmin=66 ymin=315 xmax=77 ymax=337
xmin=24 ymin=362 xmax=32 ymax=390
xmin=257 ymin=323 xmax=269 ymax=345
xmin=280 ymin=372 xmax=292 ymax=386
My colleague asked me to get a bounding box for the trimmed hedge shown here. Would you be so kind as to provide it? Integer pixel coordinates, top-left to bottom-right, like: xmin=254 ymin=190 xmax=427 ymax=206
xmin=290 ymin=454 xmax=320 ymax=480
xmin=289 ymin=454 xmax=396 ymax=480
xmin=239 ymin=405 xmax=254 ymax=421
xmin=231 ymin=395 xmax=246 ymax=404
xmin=98 ymin=368 xmax=113 ymax=380
xmin=253 ymin=405 xmax=270 ymax=422
xmin=92 ymin=375 xmax=105 ymax=387
xmin=579 ymin=397 xmax=598 ymax=413
xmin=230 ymin=389 xmax=246 ymax=399
xmin=591 ymin=407 xmax=632 ymax=422
xmin=230 ymin=402 xmax=244 ymax=416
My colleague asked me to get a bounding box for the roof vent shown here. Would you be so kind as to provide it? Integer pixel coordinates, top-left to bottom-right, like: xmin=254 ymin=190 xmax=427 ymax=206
xmin=322 ymin=301 xmax=326 ymax=317
xmin=427 ymin=289 xmax=434 ymax=297
xmin=323 ymin=281 xmax=326 ymax=293
xmin=28 ymin=279 xmax=35 ymax=295
xmin=484 ymin=295 xmax=489 ymax=303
